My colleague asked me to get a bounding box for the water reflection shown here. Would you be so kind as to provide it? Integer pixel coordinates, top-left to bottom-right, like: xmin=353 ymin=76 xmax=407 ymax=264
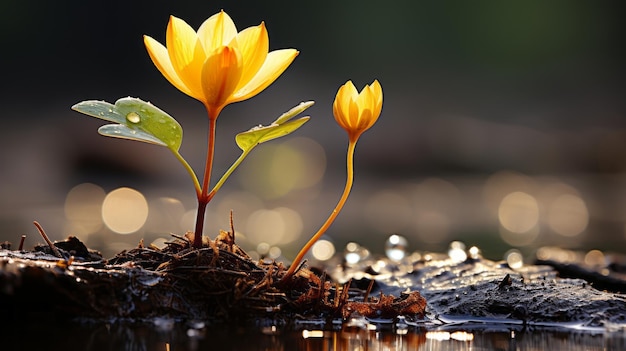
xmin=5 ymin=321 xmax=623 ymax=351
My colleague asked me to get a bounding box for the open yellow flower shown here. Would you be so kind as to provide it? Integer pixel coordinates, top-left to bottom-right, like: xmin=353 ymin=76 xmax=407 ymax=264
xmin=144 ymin=10 xmax=299 ymax=119
xmin=333 ymin=80 xmax=383 ymax=141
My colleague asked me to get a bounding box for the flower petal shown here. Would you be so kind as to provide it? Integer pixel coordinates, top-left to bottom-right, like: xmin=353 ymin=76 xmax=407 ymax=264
xmin=333 ymin=81 xmax=351 ymax=128
xmin=201 ymin=46 xmax=243 ymax=117
xmin=234 ymin=22 xmax=268 ymax=90
xmin=370 ymin=80 xmax=383 ymax=118
xmin=166 ymin=16 xmax=206 ymax=98
xmin=332 ymin=97 xmax=344 ymax=129
xmin=231 ymin=49 xmax=298 ymax=102
xmin=361 ymin=80 xmax=383 ymax=130
xmin=144 ymin=35 xmax=195 ymax=98
xmin=348 ymin=98 xmax=360 ymax=127
xmin=336 ymin=81 xmax=356 ymax=122
xmin=197 ymin=10 xmax=238 ymax=53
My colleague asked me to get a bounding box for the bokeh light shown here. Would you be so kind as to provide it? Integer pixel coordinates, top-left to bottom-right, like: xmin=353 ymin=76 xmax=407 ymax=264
xmin=448 ymin=241 xmax=467 ymax=262
xmin=102 ymin=187 xmax=149 ymax=234
xmin=484 ymin=171 xmax=537 ymax=212
xmin=311 ymin=239 xmax=336 ymax=261
xmin=536 ymin=246 xmax=577 ymax=262
xmin=64 ymin=183 xmax=105 ymax=236
xmin=584 ymin=249 xmax=605 ymax=267
xmin=268 ymin=246 xmax=282 ymax=259
xmin=344 ymin=242 xmax=369 ymax=265
xmin=505 ymin=249 xmax=524 ymax=269
xmin=468 ymin=246 xmax=482 ymax=259
xmin=238 ymin=137 xmax=326 ymax=199
xmin=245 ymin=207 xmax=302 ymax=245
xmin=498 ymin=191 xmax=539 ymax=233
xmin=385 ymin=234 xmax=408 ymax=261
xmin=547 ymin=193 xmax=588 ymax=237
xmin=257 ymin=242 xmax=271 ymax=256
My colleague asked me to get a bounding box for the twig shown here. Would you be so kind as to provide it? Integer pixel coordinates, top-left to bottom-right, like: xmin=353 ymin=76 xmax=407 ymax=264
xmin=229 ymin=210 xmax=235 ymax=252
xmin=33 ymin=221 xmax=62 ymax=258
xmin=363 ymin=279 xmax=375 ymax=302
xmin=340 ymin=279 xmax=352 ymax=305
xmin=18 ymin=235 xmax=26 ymax=251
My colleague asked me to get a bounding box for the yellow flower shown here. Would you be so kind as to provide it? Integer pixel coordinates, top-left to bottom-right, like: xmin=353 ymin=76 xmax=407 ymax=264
xmin=144 ymin=10 xmax=299 ymax=119
xmin=281 ymin=79 xmax=383 ymax=282
xmin=333 ymin=80 xmax=383 ymax=141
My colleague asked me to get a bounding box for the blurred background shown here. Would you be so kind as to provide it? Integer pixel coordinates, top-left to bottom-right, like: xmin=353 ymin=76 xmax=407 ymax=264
xmin=1 ymin=0 xmax=625 ymax=263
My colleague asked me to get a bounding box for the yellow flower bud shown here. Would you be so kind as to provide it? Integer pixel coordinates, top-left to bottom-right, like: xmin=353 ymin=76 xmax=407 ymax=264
xmin=333 ymin=80 xmax=383 ymax=141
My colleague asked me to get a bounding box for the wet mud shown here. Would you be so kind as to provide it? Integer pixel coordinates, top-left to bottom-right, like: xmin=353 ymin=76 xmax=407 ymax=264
xmin=1 ymin=235 xmax=625 ymax=330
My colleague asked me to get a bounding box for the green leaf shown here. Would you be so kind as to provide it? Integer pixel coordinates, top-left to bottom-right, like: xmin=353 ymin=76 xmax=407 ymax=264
xmin=97 ymin=124 xmax=165 ymax=145
xmin=71 ymin=97 xmax=183 ymax=151
xmin=274 ymin=101 xmax=315 ymax=125
xmin=235 ymin=101 xmax=314 ymax=151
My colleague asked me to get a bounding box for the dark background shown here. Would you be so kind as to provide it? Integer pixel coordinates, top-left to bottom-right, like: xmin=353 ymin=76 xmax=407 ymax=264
xmin=1 ymin=0 xmax=625 ymax=260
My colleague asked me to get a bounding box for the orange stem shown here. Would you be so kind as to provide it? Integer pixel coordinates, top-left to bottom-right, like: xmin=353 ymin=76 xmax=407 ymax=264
xmin=282 ymin=138 xmax=358 ymax=281
xmin=193 ymin=109 xmax=218 ymax=248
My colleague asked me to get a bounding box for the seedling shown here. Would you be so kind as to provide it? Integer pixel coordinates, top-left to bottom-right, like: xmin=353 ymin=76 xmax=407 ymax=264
xmin=71 ymin=10 xmax=383 ymax=279
xmin=72 ymin=97 xmax=311 ymax=246
xmin=281 ymin=80 xmax=382 ymax=282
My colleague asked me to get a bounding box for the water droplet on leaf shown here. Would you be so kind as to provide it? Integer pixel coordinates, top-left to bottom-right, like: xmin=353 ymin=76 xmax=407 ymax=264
xmin=126 ymin=112 xmax=141 ymax=124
